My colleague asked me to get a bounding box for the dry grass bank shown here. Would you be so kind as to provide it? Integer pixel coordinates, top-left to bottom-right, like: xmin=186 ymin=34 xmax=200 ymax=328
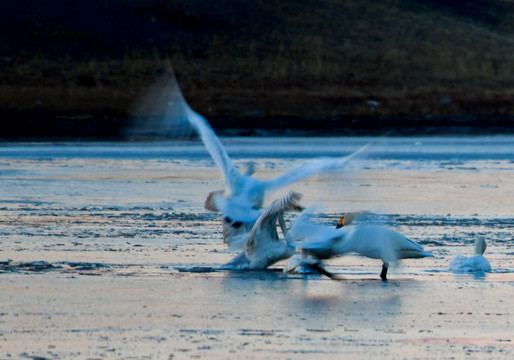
xmin=1 ymin=0 xmax=514 ymax=136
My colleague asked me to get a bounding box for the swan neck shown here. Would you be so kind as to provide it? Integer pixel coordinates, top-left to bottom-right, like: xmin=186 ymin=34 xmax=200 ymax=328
xmin=474 ymin=237 xmax=487 ymax=255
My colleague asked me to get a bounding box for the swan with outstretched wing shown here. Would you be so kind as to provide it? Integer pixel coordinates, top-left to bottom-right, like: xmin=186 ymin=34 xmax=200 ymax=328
xmin=221 ymin=191 xmax=302 ymax=270
xmin=183 ymin=101 xmax=369 ymax=222
xmin=168 ymin=77 xmax=378 ymax=251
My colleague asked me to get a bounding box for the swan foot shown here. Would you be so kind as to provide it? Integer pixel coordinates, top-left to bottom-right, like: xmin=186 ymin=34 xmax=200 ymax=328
xmin=303 ymin=263 xmax=344 ymax=280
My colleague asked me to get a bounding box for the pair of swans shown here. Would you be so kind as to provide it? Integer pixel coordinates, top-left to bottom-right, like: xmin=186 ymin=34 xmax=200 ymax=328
xmin=221 ymin=189 xmax=434 ymax=280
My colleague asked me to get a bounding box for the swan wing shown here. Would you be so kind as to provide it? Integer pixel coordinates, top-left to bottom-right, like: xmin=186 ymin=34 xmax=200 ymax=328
xmin=287 ymin=206 xmax=343 ymax=251
xmin=226 ymin=231 xmax=252 ymax=252
xmin=263 ymin=139 xmax=375 ymax=192
xmin=183 ymin=106 xmax=240 ymax=190
xmin=205 ymin=190 xmax=224 ymax=212
xmin=263 ymin=157 xmax=341 ymax=192
xmin=247 ymin=191 xmax=302 ymax=251
xmin=388 ymin=230 xmax=432 ymax=259
xmin=168 ymin=79 xmax=238 ymax=190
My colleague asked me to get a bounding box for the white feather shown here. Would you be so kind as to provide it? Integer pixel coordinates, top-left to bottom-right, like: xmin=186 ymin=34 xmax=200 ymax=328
xmin=170 ymin=80 xmax=377 ymax=224
xmin=222 ymin=192 xmax=301 ymax=270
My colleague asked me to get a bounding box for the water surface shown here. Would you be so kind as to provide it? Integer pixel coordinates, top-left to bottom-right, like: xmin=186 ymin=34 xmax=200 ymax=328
xmin=0 ymin=136 xmax=512 ymax=359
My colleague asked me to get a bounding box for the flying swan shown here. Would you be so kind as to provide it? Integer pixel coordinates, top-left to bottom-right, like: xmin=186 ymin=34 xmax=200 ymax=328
xmin=168 ymin=78 xmax=374 ymax=250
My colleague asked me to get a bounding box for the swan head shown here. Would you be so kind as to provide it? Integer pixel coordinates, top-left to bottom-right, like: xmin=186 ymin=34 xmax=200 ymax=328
xmin=336 ymin=215 xmax=345 ymax=229
xmin=474 ymin=237 xmax=487 ymax=255
xmin=336 ymin=213 xmax=358 ymax=229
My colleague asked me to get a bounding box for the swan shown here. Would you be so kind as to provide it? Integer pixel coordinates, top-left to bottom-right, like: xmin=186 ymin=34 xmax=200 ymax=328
xmin=286 ymin=208 xmax=434 ymax=280
xmin=284 ymin=211 xmax=360 ymax=275
xmin=449 ymin=237 xmax=491 ymax=272
xmin=221 ymin=191 xmax=302 ymax=270
xmin=168 ymin=78 xmax=376 ymax=250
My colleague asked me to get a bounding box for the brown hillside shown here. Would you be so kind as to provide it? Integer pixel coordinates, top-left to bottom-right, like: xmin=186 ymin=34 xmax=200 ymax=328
xmin=1 ymin=0 xmax=514 ymax=137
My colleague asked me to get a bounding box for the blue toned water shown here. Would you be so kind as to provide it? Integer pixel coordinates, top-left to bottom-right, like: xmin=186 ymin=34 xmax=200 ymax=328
xmin=0 ymin=136 xmax=512 ymax=359
xmin=0 ymin=136 xmax=512 ymax=161
xmin=0 ymin=135 xmax=511 ymax=272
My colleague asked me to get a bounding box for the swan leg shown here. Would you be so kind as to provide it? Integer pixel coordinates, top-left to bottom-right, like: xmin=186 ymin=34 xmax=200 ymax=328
xmin=380 ymin=261 xmax=389 ymax=280
xmin=303 ymin=262 xmax=341 ymax=280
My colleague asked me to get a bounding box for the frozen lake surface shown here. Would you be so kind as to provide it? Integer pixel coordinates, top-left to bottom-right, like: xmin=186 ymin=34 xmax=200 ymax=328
xmin=0 ymin=136 xmax=513 ymax=359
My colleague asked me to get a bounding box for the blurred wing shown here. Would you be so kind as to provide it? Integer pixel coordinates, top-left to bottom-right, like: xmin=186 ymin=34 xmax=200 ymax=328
xmin=286 ymin=205 xmax=343 ymax=249
xmin=183 ymin=107 xmax=239 ymax=189
xmin=168 ymin=78 xmax=238 ymax=189
xmin=263 ymin=139 xmax=375 ymax=192
xmin=394 ymin=235 xmax=433 ymax=259
xmin=247 ymin=191 xmax=302 ymax=250
xmin=226 ymin=231 xmax=252 ymax=252
xmin=263 ymin=158 xmax=340 ymax=192
xmin=205 ymin=190 xmax=224 ymax=212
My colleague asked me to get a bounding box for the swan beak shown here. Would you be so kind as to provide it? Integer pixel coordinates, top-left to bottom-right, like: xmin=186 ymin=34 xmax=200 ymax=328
xmin=293 ymin=204 xmax=305 ymax=212
xmin=336 ymin=215 xmax=345 ymax=229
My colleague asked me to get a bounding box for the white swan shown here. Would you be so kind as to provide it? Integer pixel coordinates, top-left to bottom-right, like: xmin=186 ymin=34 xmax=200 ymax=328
xmin=221 ymin=191 xmax=302 ymax=270
xmin=286 ymin=208 xmax=434 ymax=280
xmin=168 ymin=79 xmax=375 ymax=250
xmin=284 ymin=211 xmax=360 ymax=275
xmin=187 ymin=105 xmax=369 ymax=224
xmin=449 ymin=237 xmax=491 ymax=272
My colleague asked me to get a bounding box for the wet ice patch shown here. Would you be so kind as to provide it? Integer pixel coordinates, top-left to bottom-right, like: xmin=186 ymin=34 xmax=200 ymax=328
xmin=0 ymin=260 xmax=60 ymax=273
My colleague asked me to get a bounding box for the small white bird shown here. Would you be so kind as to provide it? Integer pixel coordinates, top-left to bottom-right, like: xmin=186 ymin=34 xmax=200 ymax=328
xmin=221 ymin=191 xmax=302 ymax=270
xmin=449 ymin=237 xmax=491 ymax=272
xmin=286 ymin=208 xmax=434 ymax=280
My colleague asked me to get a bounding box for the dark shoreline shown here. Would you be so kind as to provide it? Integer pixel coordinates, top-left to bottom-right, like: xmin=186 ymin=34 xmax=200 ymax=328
xmin=3 ymin=1 xmax=514 ymax=141
xmin=0 ymin=113 xmax=512 ymax=141
xmin=209 ymin=115 xmax=514 ymax=137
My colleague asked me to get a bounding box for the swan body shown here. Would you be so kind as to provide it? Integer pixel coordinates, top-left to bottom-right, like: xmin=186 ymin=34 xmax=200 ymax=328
xmin=286 ymin=208 xmax=433 ymax=279
xmin=221 ymin=191 xmax=301 ymax=270
xmin=449 ymin=237 xmax=491 ymax=272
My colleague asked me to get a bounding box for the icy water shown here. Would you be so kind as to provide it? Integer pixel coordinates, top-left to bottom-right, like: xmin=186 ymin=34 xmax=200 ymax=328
xmin=0 ymin=136 xmax=513 ymax=359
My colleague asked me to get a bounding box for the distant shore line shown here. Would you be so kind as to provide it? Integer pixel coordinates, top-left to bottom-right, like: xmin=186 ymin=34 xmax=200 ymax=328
xmin=0 ymin=113 xmax=512 ymax=141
